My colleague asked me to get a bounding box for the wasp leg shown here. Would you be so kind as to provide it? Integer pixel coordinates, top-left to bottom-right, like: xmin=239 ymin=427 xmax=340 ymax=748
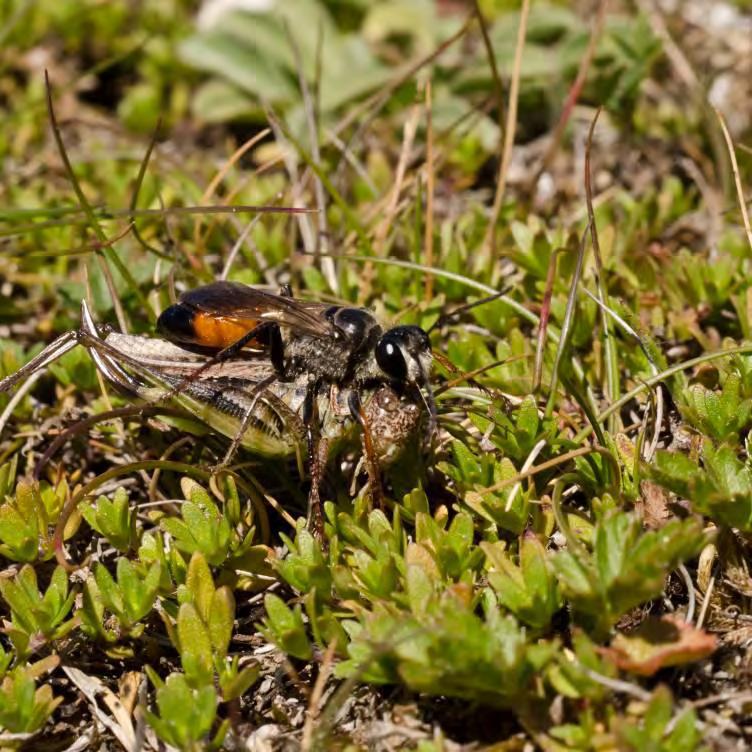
xmin=347 ymin=390 xmax=383 ymax=510
xmin=302 ymin=381 xmax=328 ymax=539
xmin=149 ymin=321 xmax=286 ymax=410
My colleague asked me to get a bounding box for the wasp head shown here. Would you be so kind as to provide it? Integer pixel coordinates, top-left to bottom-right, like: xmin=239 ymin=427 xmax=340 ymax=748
xmin=375 ymin=326 xmax=431 ymax=382
xmin=374 ymin=325 xmax=436 ymax=434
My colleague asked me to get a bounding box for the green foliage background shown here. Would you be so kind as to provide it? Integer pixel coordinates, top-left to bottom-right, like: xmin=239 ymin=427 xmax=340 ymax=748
xmin=0 ymin=0 xmax=751 ymax=749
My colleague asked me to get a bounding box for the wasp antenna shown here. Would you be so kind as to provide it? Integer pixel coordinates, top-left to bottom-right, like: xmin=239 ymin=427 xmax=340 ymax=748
xmin=426 ymin=287 xmax=513 ymax=334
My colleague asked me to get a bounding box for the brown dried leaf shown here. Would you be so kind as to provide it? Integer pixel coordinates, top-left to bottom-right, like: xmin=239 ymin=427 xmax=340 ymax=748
xmin=600 ymin=615 xmax=716 ymax=676
xmin=636 ymin=480 xmax=671 ymax=529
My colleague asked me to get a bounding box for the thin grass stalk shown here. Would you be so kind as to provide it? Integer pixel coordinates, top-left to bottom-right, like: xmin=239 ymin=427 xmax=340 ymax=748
xmin=545 ymin=224 xmax=589 ymax=419
xmin=423 ymin=79 xmax=435 ymax=302
xmin=580 ymin=286 xmax=664 ymax=459
xmin=286 ymin=21 xmax=338 ymax=294
xmin=715 ymin=108 xmax=752 ymax=254
xmin=330 ymin=15 xmax=473 ymax=141
xmin=483 ymin=0 xmax=531 ymax=257
xmin=264 ymin=107 xmax=317 ymax=268
xmin=45 ymin=71 xmax=138 ymax=331
xmin=473 ymin=0 xmax=506 ymax=141
xmin=574 ymin=343 xmax=752 ymax=443
xmin=584 ymin=108 xmax=620 ymax=434
xmin=471 ymin=445 xmax=619 ymax=499
xmin=268 ymin=111 xmax=369 ymax=248
xmin=129 ymin=119 xmax=170 ymax=261
xmin=534 ymin=247 xmax=566 ymax=391
xmin=536 ymin=0 xmax=607 ymax=180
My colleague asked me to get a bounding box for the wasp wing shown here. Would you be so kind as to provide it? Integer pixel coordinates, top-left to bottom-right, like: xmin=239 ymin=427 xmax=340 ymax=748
xmin=179 ymin=281 xmax=334 ymax=338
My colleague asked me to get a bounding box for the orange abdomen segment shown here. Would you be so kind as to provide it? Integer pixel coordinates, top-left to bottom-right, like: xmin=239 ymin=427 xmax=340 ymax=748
xmin=192 ymin=313 xmax=262 ymax=349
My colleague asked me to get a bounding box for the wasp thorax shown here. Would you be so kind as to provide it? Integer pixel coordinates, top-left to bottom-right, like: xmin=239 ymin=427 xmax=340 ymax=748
xmin=326 ymin=307 xmax=381 ymax=344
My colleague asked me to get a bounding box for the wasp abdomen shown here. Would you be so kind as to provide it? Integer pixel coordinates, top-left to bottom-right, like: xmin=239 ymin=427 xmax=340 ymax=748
xmin=157 ymin=304 xmax=262 ymax=350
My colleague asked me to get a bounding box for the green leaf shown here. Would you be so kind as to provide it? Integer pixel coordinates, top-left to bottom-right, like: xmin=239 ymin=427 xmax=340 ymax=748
xmin=208 ymin=587 xmax=235 ymax=662
xmin=145 ymin=672 xmax=217 ymax=749
xmin=185 ymin=552 xmax=215 ymax=624
xmin=485 ymin=535 xmax=561 ymax=630
xmin=177 ymin=603 xmax=214 ymax=687
xmin=260 ymin=593 xmax=312 ymax=660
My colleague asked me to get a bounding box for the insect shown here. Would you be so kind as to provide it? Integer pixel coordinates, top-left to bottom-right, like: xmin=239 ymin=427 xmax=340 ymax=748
xmin=154 ymin=281 xmax=436 ymax=530
xmin=94 ymin=325 xmax=423 ymax=469
xmin=156 ymin=281 xmax=436 ymax=426
xmin=0 ymin=299 xmax=424 ymax=533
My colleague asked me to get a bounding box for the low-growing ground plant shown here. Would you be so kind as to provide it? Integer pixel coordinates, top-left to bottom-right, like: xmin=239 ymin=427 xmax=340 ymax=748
xmin=0 ymin=0 xmax=751 ymax=749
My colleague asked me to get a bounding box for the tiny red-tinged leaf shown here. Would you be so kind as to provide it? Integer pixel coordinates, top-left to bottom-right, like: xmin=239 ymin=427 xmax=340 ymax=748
xmin=600 ymin=615 xmax=716 ymax=676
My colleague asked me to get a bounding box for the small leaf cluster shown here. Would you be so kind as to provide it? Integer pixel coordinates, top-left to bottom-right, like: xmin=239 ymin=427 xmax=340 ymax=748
xmin=0 ymin=469 xmax=265 ymax=748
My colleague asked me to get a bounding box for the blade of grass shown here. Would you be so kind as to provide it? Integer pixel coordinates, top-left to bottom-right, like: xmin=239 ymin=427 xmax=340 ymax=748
xmin=545 ymin=225 xmax=587 ymax=414
xmin=483 ymin=0 xmax=531 ymax=258
xmin=267 ymin=110 xmax=369 ymax=249
xmin=0 ymin=204 xmax=314 ymax=241
xmin=534 ymin=247 xmax=566 ymax=392
xmin=129 ymin=118 xmax=171 ymax=260
xmin=192 ymin=128 xmax=272 ymax=267
xmin=423 ymin=78 xmax=435 ymax=303
xmin=574 ymin=343 xmax=752 ymax=443
xmin=45 ymin=70 xmax=137 ymax=331
xmin=285 ymin=20 xmax=337 ymax=295
xmin=473 ymin=0 xmax=506 ymax=142
xmin=715 ymin=108 xmax=752 ymax=254
xmin=584 ymin=108 xmax=620 ymax=433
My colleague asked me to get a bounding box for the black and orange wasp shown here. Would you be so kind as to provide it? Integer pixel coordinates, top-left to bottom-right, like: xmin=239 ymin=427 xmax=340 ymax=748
xmin=154 ymin=280 xmax=436 ymax=531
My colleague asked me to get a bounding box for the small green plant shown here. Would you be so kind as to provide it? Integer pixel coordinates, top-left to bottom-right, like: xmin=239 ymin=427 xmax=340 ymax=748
xmin=0 ymin=657 xmax=61 ymax=737
xmin=259 ymin=592 xmax=313 ymax=661
xmin=483 ymin=533 xmax=561 ymax=631
xmin=412 ymin=510 xmax=484 ymax=583
xmin=553 ymin=506 xmax=707 ymax=636
xmin=81 ymin=487 xmax=136 ymax=553
xmin=442 ymin=439 xmax=529 ymax=534
xmin=160 ymin=479 xmax=265 ymax=570
xmin=276 ymin=523 xmax=333 ymax=600
xmin=0 ymin=480 xmax=43 ymax=564
xmin=337 ymin=587 xmax=556 ymax=705
xmin=649 ymin=444 xmax=752 ymax=531
xmin=0 ymin=477 xmax=72 ymax=563
xmin=0 ymin=566 xmax=77 ymax=658
xmin=80 ymin=558 xmax=161 ymax=643
xmin=172 ymin=553 xmax=259 ymax=700
xmin=470 ymin=395 xmax=553 ymax=464
xmin=144 ymin=670 xmax=227 ymax=752
xmin=613 ymin=686 xmax=702 ymax=752
xmin=678 ymin=373 xmax=752 ymax=443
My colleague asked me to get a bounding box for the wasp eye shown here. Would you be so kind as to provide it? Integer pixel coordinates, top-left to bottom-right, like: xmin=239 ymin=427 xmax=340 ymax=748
xmin=375 ymin=336 xmax=408 ymax=381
